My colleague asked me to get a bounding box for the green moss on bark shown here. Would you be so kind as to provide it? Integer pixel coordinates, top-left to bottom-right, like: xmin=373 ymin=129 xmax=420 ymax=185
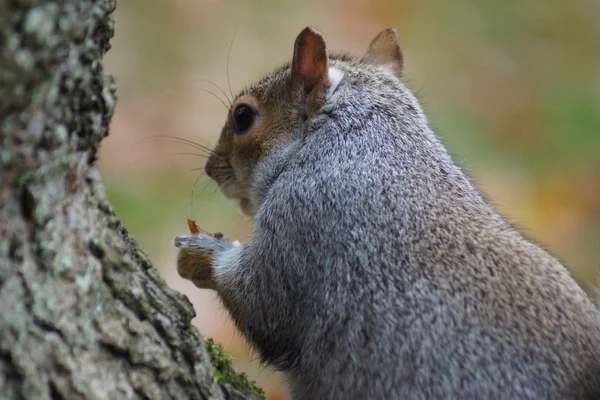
xmin=203 ymin=338 xmax=265 ymax=399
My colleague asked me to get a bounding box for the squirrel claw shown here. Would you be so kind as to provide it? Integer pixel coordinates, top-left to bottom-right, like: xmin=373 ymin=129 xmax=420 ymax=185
xmin=174 ymin=235 xmax=194 ymax=249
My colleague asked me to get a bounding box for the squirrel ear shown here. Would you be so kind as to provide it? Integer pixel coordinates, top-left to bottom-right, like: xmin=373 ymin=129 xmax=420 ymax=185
xmin=362 ymin=28 xmax=404 ymax=77
xmin=292 ymin=27 xmax=329 ymax=93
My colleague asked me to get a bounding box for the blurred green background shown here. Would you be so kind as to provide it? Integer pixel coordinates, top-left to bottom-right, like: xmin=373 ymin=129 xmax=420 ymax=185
xmin=99 ymin=1 xmax=600 ymax=398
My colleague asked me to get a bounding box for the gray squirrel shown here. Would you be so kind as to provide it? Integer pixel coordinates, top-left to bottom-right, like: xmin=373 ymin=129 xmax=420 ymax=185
xmin=174 ymin=27 xmax=600 ymax=399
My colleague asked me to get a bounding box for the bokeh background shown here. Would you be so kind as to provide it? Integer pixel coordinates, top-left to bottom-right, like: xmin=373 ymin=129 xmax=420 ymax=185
xmin=100 ymin=1 xmax=600 ymax=398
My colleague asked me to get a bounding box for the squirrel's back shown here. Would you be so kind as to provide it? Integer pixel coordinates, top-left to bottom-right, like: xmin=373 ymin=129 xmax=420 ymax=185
xmin=250 ymin=54 xmax=600 ymax=399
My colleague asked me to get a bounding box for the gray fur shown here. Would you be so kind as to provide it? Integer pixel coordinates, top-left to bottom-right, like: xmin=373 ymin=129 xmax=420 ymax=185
xmin=176 ymin=56 xmax=600 ymax=399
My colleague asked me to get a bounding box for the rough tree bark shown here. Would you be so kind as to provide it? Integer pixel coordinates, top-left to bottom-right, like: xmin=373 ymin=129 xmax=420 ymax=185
xmin=0 ymin=1 xmax=262 ymax=399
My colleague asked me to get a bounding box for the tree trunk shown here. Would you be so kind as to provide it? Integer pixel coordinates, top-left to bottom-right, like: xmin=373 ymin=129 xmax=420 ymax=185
xmin=0 ymin=1 xmax=262 ymax=399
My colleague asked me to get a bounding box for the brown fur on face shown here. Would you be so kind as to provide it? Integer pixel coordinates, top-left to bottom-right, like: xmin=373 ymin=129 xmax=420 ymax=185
xmin=204 ymin=69 xmax=305 ymax=216
xmin=203 ymin=29 xmax=333 ymax=217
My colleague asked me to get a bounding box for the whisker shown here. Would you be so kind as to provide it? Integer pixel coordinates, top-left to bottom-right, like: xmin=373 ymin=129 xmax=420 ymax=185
xmin=104 ymin=152 xmax=208 ymax=173
xmin=133 ymin=135 xmax=215 ymax=154
xmin=189 ymin=172 xmax=209 ymax=220
xmin=185 ymin=179 xmax=216 ymax=206
xmin=195 ymin=79 xmax=232 ymax=106
xmin=201 ymin=179 xmax=216 ymax=199
xmin=200 ymin=88 xmax=229 ymax=110
xmin=192 ymin=171 xmax=205 ymax=190
xmin=190 ymin=189 xmax=195 ymax=221
xmin=226 ymin=23 xmax=238 ymax=101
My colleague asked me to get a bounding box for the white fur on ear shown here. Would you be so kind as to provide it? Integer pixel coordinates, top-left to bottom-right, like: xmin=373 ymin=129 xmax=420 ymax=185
xmin=328 ymin=66 xmax=344 ymax=98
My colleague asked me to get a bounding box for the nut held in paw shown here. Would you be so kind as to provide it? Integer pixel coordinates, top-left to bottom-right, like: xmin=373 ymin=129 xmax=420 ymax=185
xmin=186 ymin=219 xmax=212 ymax=236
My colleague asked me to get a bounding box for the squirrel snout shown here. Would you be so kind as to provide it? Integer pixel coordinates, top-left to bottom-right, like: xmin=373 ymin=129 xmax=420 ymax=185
xmin=204 ymin=155 xmax=215 ymax=179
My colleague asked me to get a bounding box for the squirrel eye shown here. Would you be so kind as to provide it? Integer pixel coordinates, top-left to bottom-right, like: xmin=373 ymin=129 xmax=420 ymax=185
xmin=233 ymin=104 xmax=255 ymax=133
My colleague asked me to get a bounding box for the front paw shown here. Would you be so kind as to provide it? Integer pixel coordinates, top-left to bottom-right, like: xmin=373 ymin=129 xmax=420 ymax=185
xmin=174 ymin=233 xmax=233 ymax=253
xmin=174 ymin=233 xmax=233 ymax=289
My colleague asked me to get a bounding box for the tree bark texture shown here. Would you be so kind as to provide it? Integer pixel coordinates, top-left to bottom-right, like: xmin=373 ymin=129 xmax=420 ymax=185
xmin=0 ymin=1 xmax=262 ymax=399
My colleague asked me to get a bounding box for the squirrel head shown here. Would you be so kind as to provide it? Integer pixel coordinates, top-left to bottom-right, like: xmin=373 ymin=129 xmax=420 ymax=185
xmin=205 ymin=27 xmax=404 ymax=216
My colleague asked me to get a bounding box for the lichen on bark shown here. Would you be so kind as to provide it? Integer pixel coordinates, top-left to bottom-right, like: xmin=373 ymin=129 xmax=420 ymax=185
xmin=0 ymin=0 xmax=262 ymax=399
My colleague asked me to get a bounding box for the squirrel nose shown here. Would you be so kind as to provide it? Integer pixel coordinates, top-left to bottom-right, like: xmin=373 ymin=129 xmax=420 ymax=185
xmin=205 ymin=155 xmax=215 ymax=178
